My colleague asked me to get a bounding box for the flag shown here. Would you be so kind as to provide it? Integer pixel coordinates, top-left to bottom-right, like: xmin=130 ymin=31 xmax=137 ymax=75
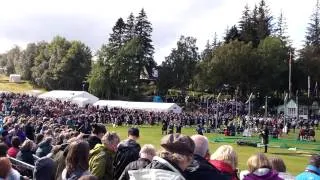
xmin=284 ymin=93 xmax=288 ymax=102
xmin=245 ymin=93 xmax=253 ymax=104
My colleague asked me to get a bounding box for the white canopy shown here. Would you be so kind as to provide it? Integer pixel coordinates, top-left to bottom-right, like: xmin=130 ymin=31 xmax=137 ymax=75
xmin=94 ymin=100 xmax=182 ymax=113
xmin=38 ymin=90 xmax=99 ymax=106
xmin=9 ymin=74 xmax=21 ymax=82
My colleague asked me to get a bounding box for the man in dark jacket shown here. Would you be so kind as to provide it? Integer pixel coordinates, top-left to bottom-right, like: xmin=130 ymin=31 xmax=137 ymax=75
xmin=119 ymin=144 xmax=156 ymax=180
xmin=185 ymin=135 xmax=229 ymax=180
xmin=113 ymin=128 xmax=141 ymax=180
xmin=261 ymin=125 xmax=269 ymax=153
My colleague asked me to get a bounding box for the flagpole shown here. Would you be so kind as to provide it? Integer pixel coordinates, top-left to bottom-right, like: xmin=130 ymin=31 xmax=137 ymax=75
xmin=289 ymin=52 xmax=292 ymax=99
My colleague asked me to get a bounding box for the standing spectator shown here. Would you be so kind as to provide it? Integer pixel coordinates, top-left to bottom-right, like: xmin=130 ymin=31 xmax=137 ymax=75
xmin=16 ymin=140 xmax=35 ymax=165
xmin=0 ymin=157 xmax=13 ymax=179
xmin=88 ymin=123 xmax=107 ymax=150
xmin=24 ymin=120 xmax=35 ymax=141
xmin=269 ymin=157 xmax=295 ymax=180
xmin=130 ymin=134 xmax=194 ymax=180
xmin=162 ymin=120 xmax=168 ymax=135
xmin=185 ymin=135 xmax=228 ymax=180
xmin=89 ymin=132 xmax=120 ymax=180
xmin=7 ymin=136 xmax=20 ymax=158
xmin=210 ymin=145 xmax=239 ymax=180
xmin=36 ymin=137 xmax=53 ymax=158
xmin=0 ymin=143 xmax=21 ymax=180
xmin=113 ymin=128 xmax=141 ymax=180
xmin=242 ymin=153 xmax=282 ymax=180
xmin=119 ymin=144 xmax=156 ymax=180
xmin=296 ymin=155 xmax=320 ymax=180
xmin=261 ymin=125 xmax=269 ymax=153
xmin=33 ymin=156 xmax=56 ymax=180
xmin=62 ymin=141 xmax=91 ymax=180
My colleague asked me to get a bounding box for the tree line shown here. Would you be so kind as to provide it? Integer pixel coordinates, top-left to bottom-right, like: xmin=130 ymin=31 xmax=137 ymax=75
xmin=0 ymin=1 xmax=320 ymax=103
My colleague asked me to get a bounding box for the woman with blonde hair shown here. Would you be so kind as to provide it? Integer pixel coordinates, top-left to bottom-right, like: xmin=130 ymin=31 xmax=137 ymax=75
xmin=242 ymin=153 xmax=282 ymax=180
xmin=209 ymin=145 xmax=239 ymax=180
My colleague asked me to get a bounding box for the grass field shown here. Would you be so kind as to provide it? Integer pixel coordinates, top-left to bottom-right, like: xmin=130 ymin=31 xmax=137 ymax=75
xmin=0 ymin=75 xmax=44 ymax=93
xmin=107 ymin=125 xmax=319 ymax=175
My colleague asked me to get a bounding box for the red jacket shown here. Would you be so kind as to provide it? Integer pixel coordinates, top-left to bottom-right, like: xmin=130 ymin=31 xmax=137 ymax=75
xmin=8 ymin=147 xmax=19 ymax=158
xmin=209 ymin=160 xmax=239 ymax=180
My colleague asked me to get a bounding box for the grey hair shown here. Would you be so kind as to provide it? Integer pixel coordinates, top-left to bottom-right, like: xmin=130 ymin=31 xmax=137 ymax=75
xmin=102 ymin=132 xmax=120 ymax=146
xmin=191 ymin=135 xmax=208 ymax=157
xmin=140 ymin=144 xmax=156 ymax=159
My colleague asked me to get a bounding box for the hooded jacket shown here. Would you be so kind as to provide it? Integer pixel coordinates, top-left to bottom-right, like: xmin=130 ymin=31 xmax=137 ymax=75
xmin=296 ymin=165 xmax=320 ymax=180
xmin=113 ymin=139 xmax=140 ymax=180
xmin=16 ymin=149 xmax=34 ymax=165
xmin=36 ymin=139 xmax=53 ymax=158
xmin=89 ymin=144 xmax=115 ymax=180
xmin=186 ymin=155 xmax=229 ymax=180
xmin=61 ymin=168 xmax=90 ymax=180
xmin=119 ymin=158 xmax=151 ymax=180
xmin=129 ymin=156 xmax=185 ymax=180
xmin=243 ymin=168 xmax=283 ymax=180
xmin=210 ymin=160 xmax=239 ymax=180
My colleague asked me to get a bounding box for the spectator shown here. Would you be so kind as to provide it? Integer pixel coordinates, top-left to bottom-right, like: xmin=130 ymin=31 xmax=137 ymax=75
xmin=16 ymin=140 xmax=35 ymax=165
xmin=242 ymin=153 xmax=282 ymax=180
xmin=209 ymin=145 xmax=239 ymax=180
xmin=185 ymin=135 xmax=228 ymax=180
xmin=62 ymin=141 xmax=91 ymax=180
xmin=296 ymin=154 xmax=320 ymax=180
xmin=130 ymin=133 xmax=195 ymax=180
xmin=0 ymin=157 xmax=12 ymax=179
xmin=24 ymin=120 xmax=35 ymax=141
xmin=36 ymin=137 xmax=53 ymax=158
xmin=78 ymin=175 xmax=98 ymax=180
xmin=113 ymin=127 xmax=141 ymax=180
xmin=33 ymin=156 xmax=56 ymax=180
xmin=52 ymin=144 xmax=69 ymax=180
xmin=88 ymin=123 xmax=107 ymax=150
xmin=269 ymin=157 xmax=295 ymax=180
xmin=119 ymin=144 xmax=156 ymax=180
xmin=7 ymin=136 xmax=20 ymax=158
xmin=89 ymin=132 xmax=120 ymax=180
xmin=0 ymin=143 xmax=21 ymax=180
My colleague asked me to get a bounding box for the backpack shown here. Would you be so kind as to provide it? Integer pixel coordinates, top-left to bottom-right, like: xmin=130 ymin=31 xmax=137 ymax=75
xmin=113 ymin=145 xmax=140 ymax=180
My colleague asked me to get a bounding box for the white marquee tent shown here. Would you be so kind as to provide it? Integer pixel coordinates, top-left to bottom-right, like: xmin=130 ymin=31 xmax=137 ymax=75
xmin=38 ymin=90 xmax=99 ymax=107
xmin=94 ymin=100 xmax=182 ymax=113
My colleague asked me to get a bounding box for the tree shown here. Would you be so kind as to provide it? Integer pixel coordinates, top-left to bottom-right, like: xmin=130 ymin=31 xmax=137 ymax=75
xmin=274 ymin=10 xmax=290 ymax=44
xmin=19 ymin=43 xmax=38 ymax=80
xmin=256 ymin=0 xmax=273 ymax=41
xmin=5 ymin=46 xmax=20 ymax=75
xmin=124 ymin=13 xmax=136 ymax=42
xmin=305 ymin=0 xmax=320 ymax=47
xmin=135 ymin=8 xmax=156 ymax=77
xmin=239 ymin=4 xmax=255 ymax=44
xmin=160 ymin=36 xmax=199 ymax=90
xmin=108 ymin=18 xmax=126 ymax=58
xmin=225 ymin=25 xmax=240 ymax=43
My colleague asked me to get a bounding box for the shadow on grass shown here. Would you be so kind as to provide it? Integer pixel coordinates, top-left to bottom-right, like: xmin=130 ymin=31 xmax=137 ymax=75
xmin=0 ymin=80 xmax=27 ymax=84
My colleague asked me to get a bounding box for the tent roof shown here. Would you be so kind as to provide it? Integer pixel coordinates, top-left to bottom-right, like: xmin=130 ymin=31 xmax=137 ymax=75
xmin=38 ymin=90 xmax=99 ymax=103
xmin=94 ymin=100 xmax=182 ymax=113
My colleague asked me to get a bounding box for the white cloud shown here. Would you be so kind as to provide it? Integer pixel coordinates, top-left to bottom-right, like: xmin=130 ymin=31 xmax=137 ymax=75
xmin=0 ymin=0 xmax=316 ymax=63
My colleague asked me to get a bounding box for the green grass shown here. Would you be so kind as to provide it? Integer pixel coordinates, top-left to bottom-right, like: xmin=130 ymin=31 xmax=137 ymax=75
xmin=107 ymin=125 xmax=319 ymax=175
xmin=0 ymin=75 xmax=45 ymax=93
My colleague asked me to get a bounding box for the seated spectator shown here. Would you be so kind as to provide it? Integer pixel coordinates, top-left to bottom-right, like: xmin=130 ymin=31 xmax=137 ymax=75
xmin=16 ymin=140 xmax=35 ymax=165
xmin=88 ymin=123 xmax=107 ymax=150
xmin=210 ymin=145 xmax=239 ymax=180
xmin=36 ymin=137 xmax=53 ymax=158
xmin=0 ymin=157 xmax=12 ymax=179
xmin=89 ymin=132 xmax=120 ymax=180
xmin=0 ymin=143 xmax=21 ymax=180
xmin=185 ymin=135 xmax=228 ymax=180
xmin=33 ymin=156 xmax=56 ymax=180
xmin=62 ymin=141 xmax=91 ymax=180
xmin=296 ymin=154 xmax=320 ymax=180
xmin=119 ymin=144 xmax=156 ymax=180
xmin=129 ymin=133 xmax=195 ymax=180
xmin=242 ymin=153 xmax=282 ymax=180
xmin=269 ymin=157 xmax=295 ymax=180
xmin=113 ymin=127 xmax=141 ymax=180
xmin=7 ymin=136 xmax=20 ymax=158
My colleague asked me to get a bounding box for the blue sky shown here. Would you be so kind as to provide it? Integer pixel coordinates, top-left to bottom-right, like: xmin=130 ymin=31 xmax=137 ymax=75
xmin=0 ymin=0 xmax=316 ymax=63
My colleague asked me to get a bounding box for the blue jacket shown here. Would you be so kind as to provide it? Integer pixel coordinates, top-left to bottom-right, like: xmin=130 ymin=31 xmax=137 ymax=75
xmin=296 ymin=165 xmax=320 ymax=180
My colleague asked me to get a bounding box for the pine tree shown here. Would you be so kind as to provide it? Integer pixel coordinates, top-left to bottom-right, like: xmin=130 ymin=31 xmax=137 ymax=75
xmin=256 ymin=0 xmax=273 ymax=41
xmin=306 ymin=0 xmax=320 ymax=47
xmin=135 ymin=8 xmax=155 ymax=76
xmin=224 ymin=25 xmax=240 ymax=43
xmin=239 ymin=4 xmax=255 ymax=44
xmin=124 ymin=13 xmax=136 ymax=42
xmin=108 ymin=18 xmax=126 ymax=58
xmin=275 ymin=10 xmax=290 ymax=44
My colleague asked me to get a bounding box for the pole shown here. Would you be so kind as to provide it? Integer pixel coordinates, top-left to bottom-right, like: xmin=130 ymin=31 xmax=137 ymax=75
xmin=289 ymin=52 xmax=292 ymax=98
xmin=248 ymin=100 xmax=251 ymax=117
xmin=265 ymin=96 xmax=268 ymax=118
xmin=296 ymin=90 xmax=299 ymax=120
xmin=308 ymin=76 xmax=311 ymax=98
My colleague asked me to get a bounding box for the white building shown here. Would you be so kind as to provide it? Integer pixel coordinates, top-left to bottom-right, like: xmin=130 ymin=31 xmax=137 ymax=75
xmin=277 ymin=99 xmax=317 ymax=120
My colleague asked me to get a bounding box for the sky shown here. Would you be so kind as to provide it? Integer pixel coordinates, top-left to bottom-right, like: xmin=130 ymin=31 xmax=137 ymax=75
xmin=0 ymin=0 xmax=316 ymax=64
